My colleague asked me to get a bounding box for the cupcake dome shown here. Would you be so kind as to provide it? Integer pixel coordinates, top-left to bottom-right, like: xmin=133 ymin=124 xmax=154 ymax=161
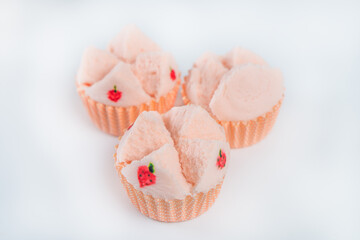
xmin=183 ymin=47 xmax=284 ymax=148
xmin=210 ymin=64 xmax=284 ymax=121
xmin=107 ymin=24 xmax=161 ymax=63
xmin=221 ymin=47 xmax=268 ymax=68
xmin=76 ymin=25 xmax=180 ymax=136
xmin=115 ymin=105 xmax=230 ymax=222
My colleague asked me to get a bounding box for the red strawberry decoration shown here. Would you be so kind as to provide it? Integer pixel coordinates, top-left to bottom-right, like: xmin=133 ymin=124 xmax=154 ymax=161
xmin=216 ymin=149 xmax=226 ymax=169
xmin=107 ymin=85 xmax=122 ymax=102
xmin=137 ymin=162 xmax=156 ymax=188
xmin=170 ymin=67 xmax=176 ymax=81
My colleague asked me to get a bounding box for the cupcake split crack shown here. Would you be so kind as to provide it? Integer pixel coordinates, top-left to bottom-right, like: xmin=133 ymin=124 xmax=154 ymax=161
xmin=76 ymin=24 xmax=179 ymax=105
xmin=132 ymin=52 xmax=179 ymax=99
xmin=116 ymin=111 xmax=174 ymax=164
xmin=85 ymin=62 xmax=151 ymax=107
xmin=76 ymin=47 xmax=119 ymax=86
xmin=185 ymin=52 xmax=228 ymax=112
xmin=210 ymin=64 xmax=284 ymax=121
xmin=116 ymin=106 xmax=230 ymax=200
xmin=121 ymin=144 xmax=191 ymax=199
xmin=162 ymin=104 xmax=226 ymax=143
xmin=176 ymin=138 xmax=229 ymax=193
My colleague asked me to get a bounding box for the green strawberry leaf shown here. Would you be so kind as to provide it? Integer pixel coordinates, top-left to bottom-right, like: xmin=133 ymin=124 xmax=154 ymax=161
xmin=148 ymin=162 xmax=155 ymax=173
xmin=219 ymin=149 xmax=222 ymax=157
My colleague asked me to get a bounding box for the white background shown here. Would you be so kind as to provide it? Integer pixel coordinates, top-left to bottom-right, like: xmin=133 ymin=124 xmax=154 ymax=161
xmin=1 ymin=0 xmax=359 ymax=239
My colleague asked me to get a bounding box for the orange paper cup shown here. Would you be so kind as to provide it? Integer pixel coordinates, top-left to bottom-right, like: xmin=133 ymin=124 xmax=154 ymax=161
xmin=77 ymin=79 xmax=180 ymax=136
xmin=114 ymin=147 xmax=223 ymax=222
xmin=181 ymin=83 xmax=283 ymax=148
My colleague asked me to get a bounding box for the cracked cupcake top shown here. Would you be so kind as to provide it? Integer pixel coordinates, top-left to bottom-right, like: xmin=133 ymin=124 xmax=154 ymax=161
xmin=76 ymin=25 xmax=179 ymax=107
xmin=116 ymin=105 xmax=230 ymax=200
xmin=185 ymin=47 xmax=284 ymax=121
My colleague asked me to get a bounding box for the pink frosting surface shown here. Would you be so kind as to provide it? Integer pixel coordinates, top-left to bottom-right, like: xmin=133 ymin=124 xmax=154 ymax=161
xmin=116 ymin=106 xmax=229 ymax=199
xmin=210 ymin=64 xmax=284 ymax=121
xmin=186 ymin=47 xmax=284 ymax=121
xmin=77 ymin=25 xmax=178 ymax=105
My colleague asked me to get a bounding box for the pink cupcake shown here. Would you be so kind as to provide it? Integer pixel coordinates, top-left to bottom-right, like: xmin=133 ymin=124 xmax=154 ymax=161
xmin=114 ymin=105 xmax=230 ymax=222
xmin=182 ymin=47 xmax=284 ymax=148
xmin=76 ymin=25 xmax=180 ymax=136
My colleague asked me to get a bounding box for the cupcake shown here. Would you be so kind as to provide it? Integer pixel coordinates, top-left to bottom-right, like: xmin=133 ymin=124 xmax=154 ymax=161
xmin=182 ymin=47 xmax=284 ymax=148
xmin=114 ymin=105 xmax=230 ymax=222
xmin=76 ymin=25 xmax=180 ymax=136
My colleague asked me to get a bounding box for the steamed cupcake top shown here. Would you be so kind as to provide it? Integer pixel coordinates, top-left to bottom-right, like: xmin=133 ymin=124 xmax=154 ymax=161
xmin=76 ymin=25 xmax=179 ymax=107
xmin=116 ymin=105 xmax=230 ymax=200
xmin=185 ymin=47 xmax=284 ymax=121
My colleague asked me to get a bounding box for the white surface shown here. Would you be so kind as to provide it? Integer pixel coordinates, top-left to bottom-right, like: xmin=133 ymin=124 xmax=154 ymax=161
xmin=0 ymin=1 xmax=359 ymax=239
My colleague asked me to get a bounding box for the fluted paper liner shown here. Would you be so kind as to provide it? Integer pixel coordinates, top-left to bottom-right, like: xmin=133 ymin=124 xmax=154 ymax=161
xmin=76 ymin=80 xmax=180 ymax=136
xmin=114 ymin=145 xmax=223 ymax=222
xmin=181 ymin=83 xmax=283 ymax=148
